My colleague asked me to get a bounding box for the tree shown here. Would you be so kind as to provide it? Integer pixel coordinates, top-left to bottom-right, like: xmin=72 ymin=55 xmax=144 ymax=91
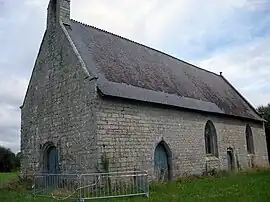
xmin=0 ymin=146 xmax=14 ymax=172
xmin=257 ymin=103 xmax=270 ymax=163
xmin=15 ymin=152 xmax=22 ymax=169
xmin=0 ymin=146 xmax=20 ymax=172
xmin=257 ymin=103 xmax=270 ymax=127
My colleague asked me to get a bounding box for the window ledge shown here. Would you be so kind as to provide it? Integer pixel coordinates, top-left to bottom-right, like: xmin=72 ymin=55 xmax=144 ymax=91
xmin=205 ymin=155 xmax=219 ymax=161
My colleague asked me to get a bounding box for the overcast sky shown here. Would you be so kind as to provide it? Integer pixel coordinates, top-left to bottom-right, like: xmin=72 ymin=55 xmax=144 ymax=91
xmin=0 ymin=0 xmax=270 ymax=153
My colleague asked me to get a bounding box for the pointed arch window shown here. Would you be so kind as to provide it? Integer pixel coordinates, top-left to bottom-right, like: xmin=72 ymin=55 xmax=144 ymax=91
xmin=246 ymin=124 xmax=255 ymax=154
xmin=204 ymin=120 xmax=218 ymax=157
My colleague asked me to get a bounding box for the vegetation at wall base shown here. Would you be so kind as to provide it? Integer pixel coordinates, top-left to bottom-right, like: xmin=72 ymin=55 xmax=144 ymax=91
xmin=1 ymin=168 xmax=270 ymax=202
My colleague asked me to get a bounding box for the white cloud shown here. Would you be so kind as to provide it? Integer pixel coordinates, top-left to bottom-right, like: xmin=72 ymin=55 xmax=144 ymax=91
xmin=0 ymin=73 xmax=28 ymax=106
xmin=70 ymin=0 xmax=251 ymax=48
xmin=0 ymin=74 xmax=27 ymax=153
xmin=0 ymin=0 xmax=46 ymax=153
xmin=197 ymin=36 xmax=270 ymax=107
xmin=71 ymin=0 xmax=165 ymax=45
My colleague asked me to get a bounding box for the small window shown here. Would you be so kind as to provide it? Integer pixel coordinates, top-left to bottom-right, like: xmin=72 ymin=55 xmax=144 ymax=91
xmin=204 ymin=120 xmax=218 ymax=157
xmin=246 ymin=124 xmax=255 ymax=154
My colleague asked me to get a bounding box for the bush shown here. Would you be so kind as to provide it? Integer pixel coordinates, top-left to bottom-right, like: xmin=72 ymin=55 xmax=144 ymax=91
xmin=241 ymin=165 xmax=270 ymax=174
xmin=0 ymin=146 xmax=20 ymax=172
xmin=7 ymin=174 xmax=33 ymax=192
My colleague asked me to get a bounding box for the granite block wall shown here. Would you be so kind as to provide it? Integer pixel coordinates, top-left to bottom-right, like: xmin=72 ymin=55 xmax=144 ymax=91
xmin=20 ymin=8 xmax=98 ymax=175
xmin=95 ymin=97 xmax=268 ymax=180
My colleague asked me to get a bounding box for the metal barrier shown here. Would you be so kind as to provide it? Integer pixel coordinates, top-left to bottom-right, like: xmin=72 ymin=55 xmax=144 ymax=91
xmin=33 ymin=170 xmax=149 ymax=201
xmin=33 ymin=174 xmax=80 ymax=200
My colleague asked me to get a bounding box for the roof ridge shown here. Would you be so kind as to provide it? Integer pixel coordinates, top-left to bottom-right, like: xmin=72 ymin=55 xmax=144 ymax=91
xmin=70 ymin=19 xmax=220 ymax=77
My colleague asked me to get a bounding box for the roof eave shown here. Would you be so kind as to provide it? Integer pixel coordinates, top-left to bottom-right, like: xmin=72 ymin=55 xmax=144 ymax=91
xmin=96 ymin=76 xmax=264 ymax=122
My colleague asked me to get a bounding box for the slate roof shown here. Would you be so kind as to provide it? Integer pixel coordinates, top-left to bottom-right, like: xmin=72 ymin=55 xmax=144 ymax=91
xmin=65 ymin=20 xmax=263 ymax=122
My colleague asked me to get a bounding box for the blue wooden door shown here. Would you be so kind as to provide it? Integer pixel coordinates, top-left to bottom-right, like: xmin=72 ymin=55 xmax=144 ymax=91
xmin=47 ymin=147 xmax=59 ymax=174
xmin=154 ymin=144 xmax=169 ymax=181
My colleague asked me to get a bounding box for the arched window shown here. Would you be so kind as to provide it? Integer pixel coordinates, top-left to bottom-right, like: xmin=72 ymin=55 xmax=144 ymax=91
xmin=204 ymin=120 xmax=218 ymax=157
xmin=246 ymin=124 xmax=255 ymax=154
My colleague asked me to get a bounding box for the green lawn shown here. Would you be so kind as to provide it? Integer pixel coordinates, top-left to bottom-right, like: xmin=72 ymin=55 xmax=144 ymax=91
xmin=0 ymin=171 xmax=270 ymax=202
xmin=0 ymin=172 xmax=18 ymax=188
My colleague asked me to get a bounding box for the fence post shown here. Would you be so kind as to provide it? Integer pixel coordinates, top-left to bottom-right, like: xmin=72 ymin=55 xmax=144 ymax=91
xmin=146 ymin=171 xmax=150 ymax=198
xmin=78 ymin=174 xmax=83 ymax=202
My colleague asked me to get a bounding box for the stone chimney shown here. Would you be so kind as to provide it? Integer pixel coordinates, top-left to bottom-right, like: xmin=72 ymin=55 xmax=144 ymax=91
xmin=47 ymin=0 xmax=71 ymax=28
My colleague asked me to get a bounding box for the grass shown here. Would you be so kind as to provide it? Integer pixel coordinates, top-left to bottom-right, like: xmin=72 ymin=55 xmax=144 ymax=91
xmin=0 ymin=172 xmax=18 ymax=188
xmin=0 ymin=170 xmax=270 ymax=202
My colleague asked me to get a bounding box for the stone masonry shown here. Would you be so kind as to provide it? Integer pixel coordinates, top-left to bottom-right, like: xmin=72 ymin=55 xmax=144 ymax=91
xmin=21 ymin=0 xmax=269 ymax=180
xmin=20 ymin=0 xmax=98 ymax=175
xmin=95 ymin=97 xmax=269 ymax=178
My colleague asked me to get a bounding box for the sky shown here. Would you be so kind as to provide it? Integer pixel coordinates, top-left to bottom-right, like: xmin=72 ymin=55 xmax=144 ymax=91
xmin=0 ymin=0 xmax=270 ymax=153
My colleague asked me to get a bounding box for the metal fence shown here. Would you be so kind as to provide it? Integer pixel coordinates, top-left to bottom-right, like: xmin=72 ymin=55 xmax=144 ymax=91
xmin=33 ymin=170 xmax=149 ymax=201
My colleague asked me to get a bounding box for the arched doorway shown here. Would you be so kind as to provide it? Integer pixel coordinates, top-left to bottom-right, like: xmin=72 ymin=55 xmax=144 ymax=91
xmin=154 ymin=141 xmax=172 ymax=181
xmin=227 ymin=147 xmax=235 ymax=171
xmin=44 ymin=144 xmax=59 ymax=174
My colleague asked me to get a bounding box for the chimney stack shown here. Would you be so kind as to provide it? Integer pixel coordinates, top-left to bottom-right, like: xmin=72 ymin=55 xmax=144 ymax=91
xmin=47 ymin=0 xmax=71 ymax=29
